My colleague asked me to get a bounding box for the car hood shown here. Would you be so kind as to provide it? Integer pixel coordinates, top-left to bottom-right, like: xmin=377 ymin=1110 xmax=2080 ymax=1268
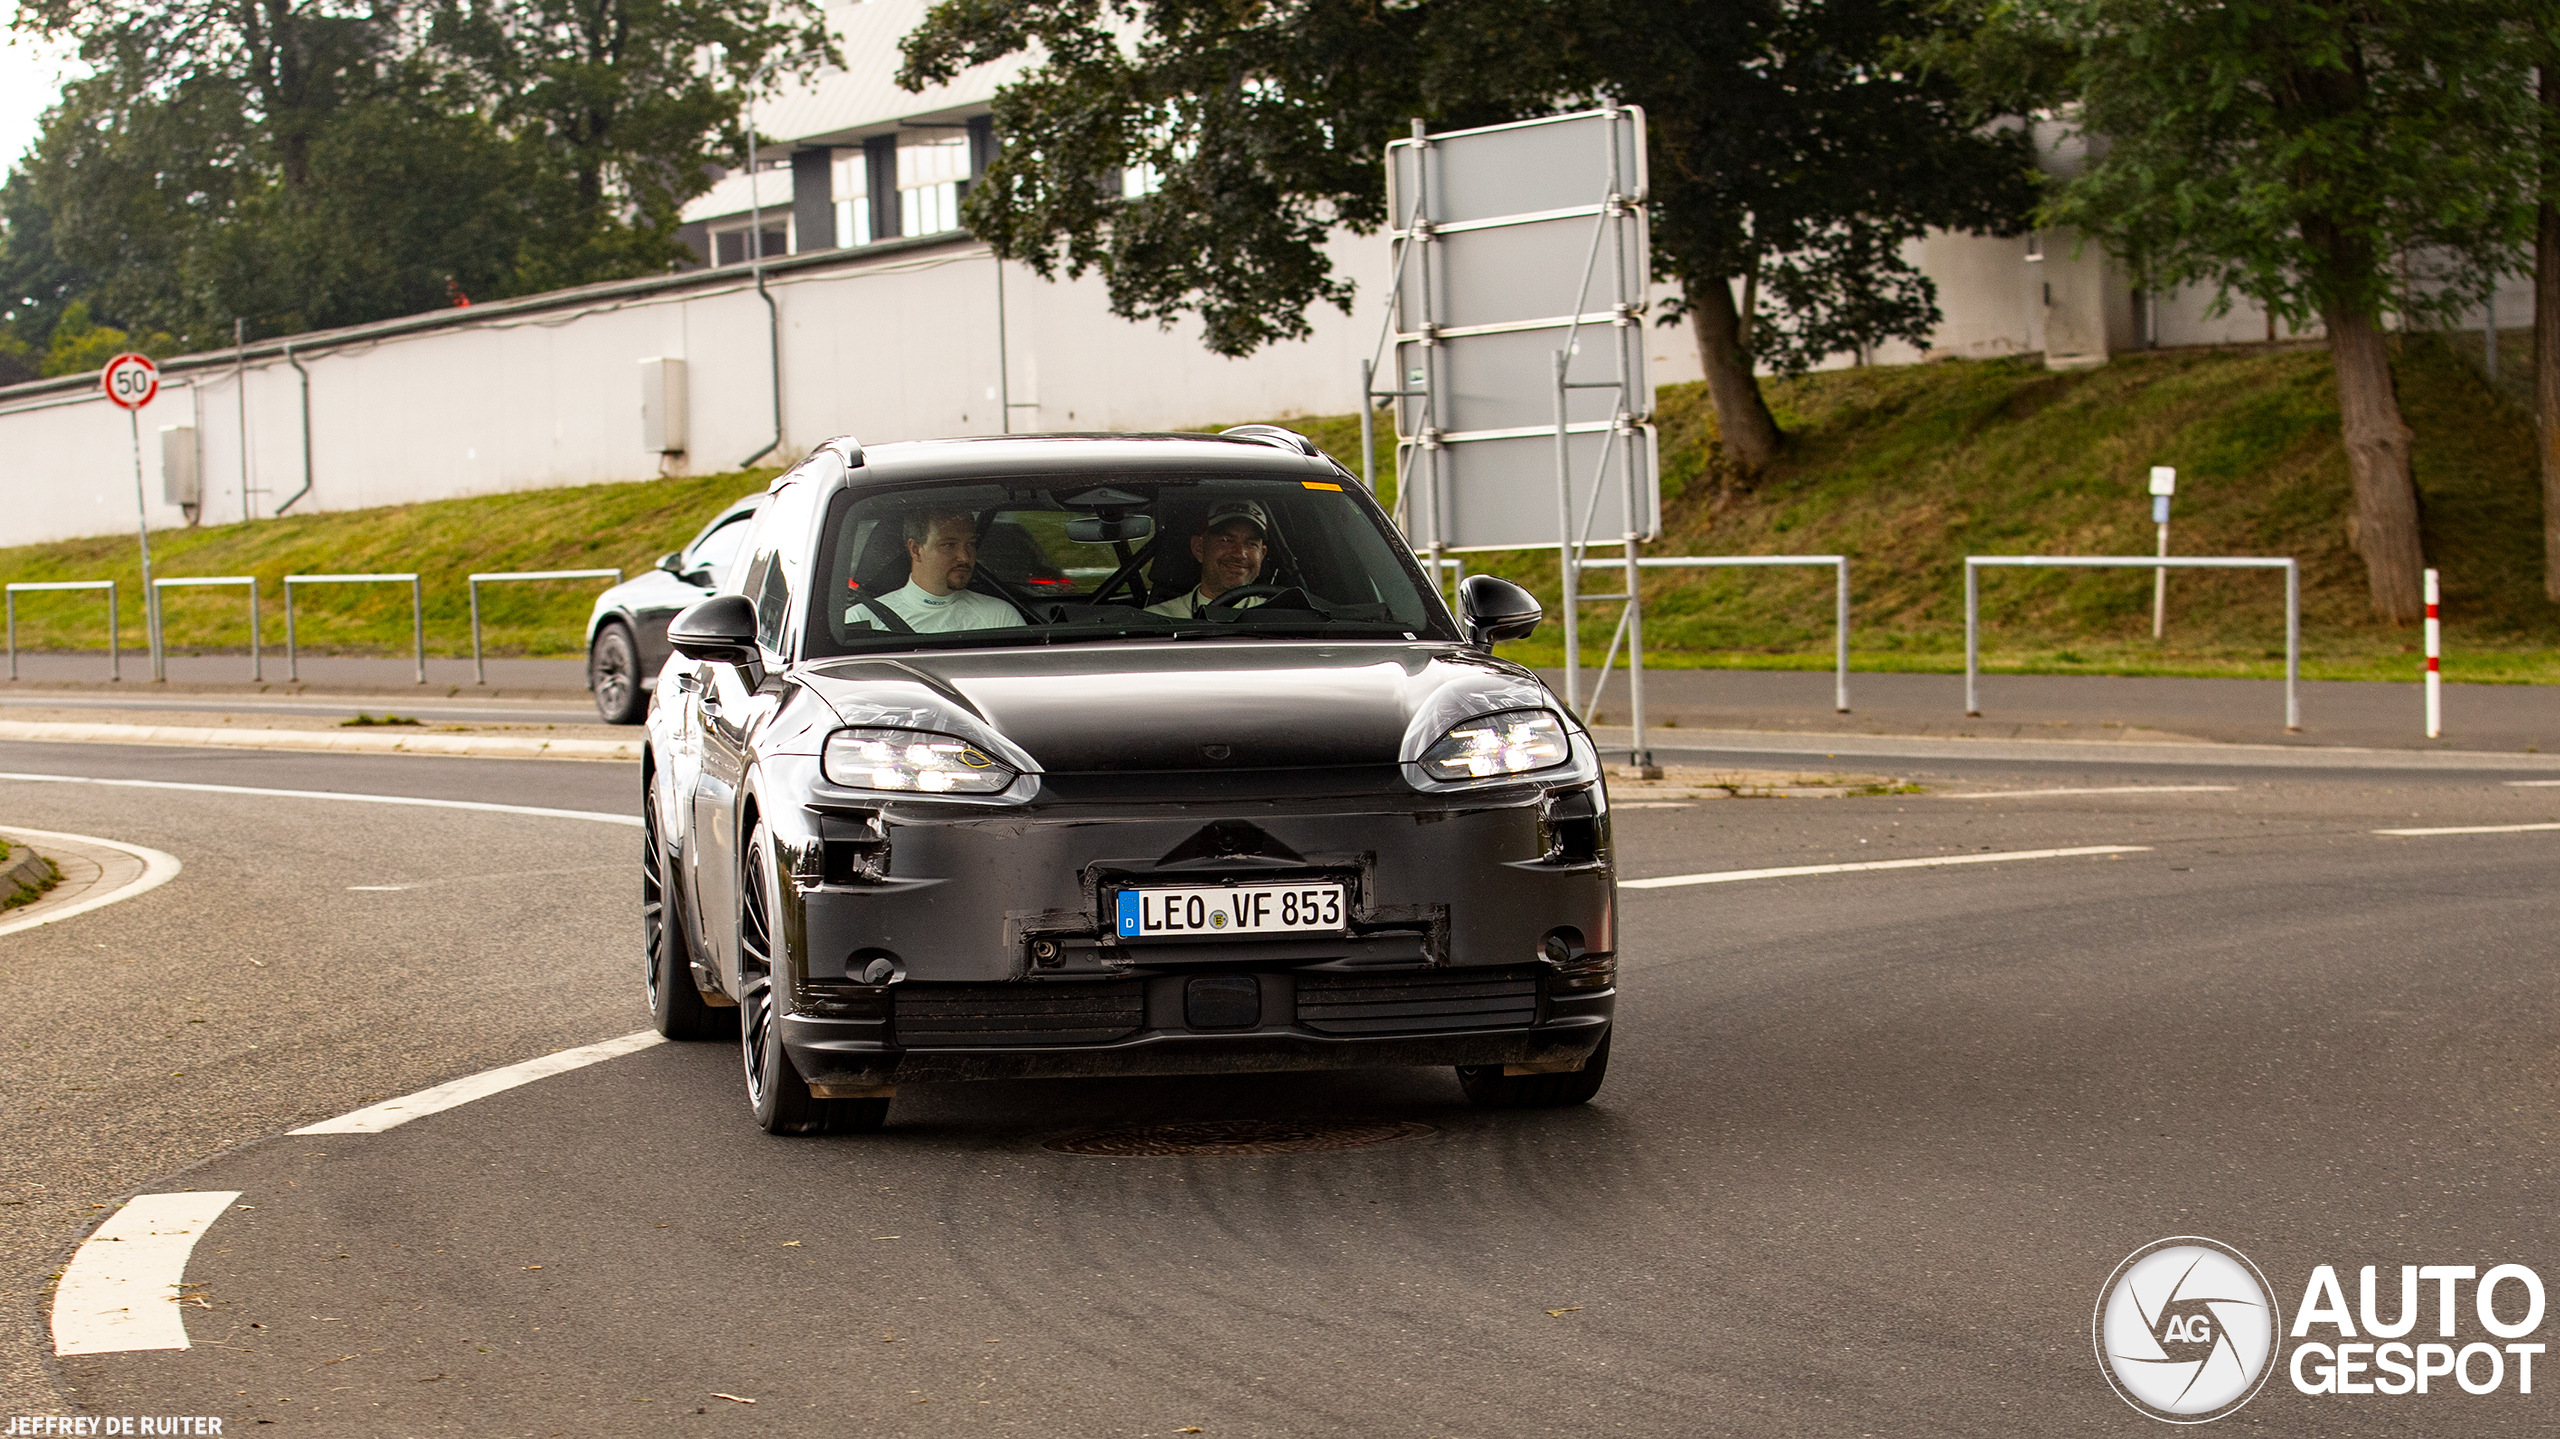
xmin=795 ymin=642 xmax=1563 ymax=773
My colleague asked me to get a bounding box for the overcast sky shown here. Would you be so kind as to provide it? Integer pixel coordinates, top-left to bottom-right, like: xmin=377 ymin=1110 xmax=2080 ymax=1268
xmin=2 ymin=6 xmax=80 ymax=177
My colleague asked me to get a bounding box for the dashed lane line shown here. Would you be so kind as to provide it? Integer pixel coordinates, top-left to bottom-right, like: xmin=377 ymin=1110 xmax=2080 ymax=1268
xmin=1938 ymin=785 xmax=2238 ymax=800
xmin=0 ymin=827 xmax=181 ymax=938
xmin=0 ymin=771 xmax=638 ymax=826
xmin=2373 ymin=822 xmax=2560 ymax=837
xmin=1621 ymin=845 xmax=2152 ymax=890
xmin=289 ymin=1030 xmax=667 ymax=1135
xmin=52 ymin=1191 xmax=242 ymax=1355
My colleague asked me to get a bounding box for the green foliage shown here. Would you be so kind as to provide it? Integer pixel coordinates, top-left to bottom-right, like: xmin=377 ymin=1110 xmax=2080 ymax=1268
xmin=1979 ymin=0 xmax=2539 ymax=328
xmin=900 ymin=0 xmax=2036 ymax=368
xmin=6 ymin=0 xmax=831 ymax=349
xmin=36 ymin=298 xmax=171 ymax=377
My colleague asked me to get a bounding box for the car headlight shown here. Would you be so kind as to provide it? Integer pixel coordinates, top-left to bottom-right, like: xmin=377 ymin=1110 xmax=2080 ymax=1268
xmin=1418 ymin=708 xmax=1572 ymax=781
xmin=822 ymin=728 xmax=1016 ymax=794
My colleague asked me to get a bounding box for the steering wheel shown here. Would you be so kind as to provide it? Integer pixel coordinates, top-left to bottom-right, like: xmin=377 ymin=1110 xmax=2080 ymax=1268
xmin=1202 ymin=583 xmax=1312 ymax=614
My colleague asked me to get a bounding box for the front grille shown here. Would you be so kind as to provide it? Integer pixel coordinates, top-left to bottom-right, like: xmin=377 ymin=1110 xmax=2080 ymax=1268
xmin=1295 ymin=966 xmax=1541 ymax=1036
xmin=893 ymin=980 xmax=1146 ymax=1047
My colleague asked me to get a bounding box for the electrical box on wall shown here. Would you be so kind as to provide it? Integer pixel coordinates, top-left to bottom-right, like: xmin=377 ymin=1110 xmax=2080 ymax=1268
xmin=639 ymin=357 xmax=688 ymax=454
xmin=160 ymin=425 xmax=200 ymax=514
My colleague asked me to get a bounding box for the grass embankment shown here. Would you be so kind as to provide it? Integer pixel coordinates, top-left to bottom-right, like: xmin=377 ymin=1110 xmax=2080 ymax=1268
xmin=0 ymin=337 xmax=2549 ymax=679
xmin=1443 ymin=337 xmax=2559 ymax=684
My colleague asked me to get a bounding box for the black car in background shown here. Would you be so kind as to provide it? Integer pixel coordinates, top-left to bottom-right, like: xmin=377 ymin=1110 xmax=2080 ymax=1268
xmin=585 ymin=493 xmax=764 ymax=723
xmin=645 ymin=429 xmax=1618 ymax=1134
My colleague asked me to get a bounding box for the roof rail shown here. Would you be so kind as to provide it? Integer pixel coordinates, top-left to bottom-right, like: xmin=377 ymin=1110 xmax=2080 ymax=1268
xmin=1219 ymin=424 xmax=1322 ymax=457
xmin=824 ymin=434 xmax=865 ymax=468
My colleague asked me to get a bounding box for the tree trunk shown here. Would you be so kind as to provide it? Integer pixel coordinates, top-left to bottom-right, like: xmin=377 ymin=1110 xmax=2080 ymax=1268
xmin=2539 ymin=61 xmax=2560 ymax=601
xmin=1686 ymin=276 xmax=1783 ymax=471
xmin=2321 ymin=304 xmax=2426 ymax=621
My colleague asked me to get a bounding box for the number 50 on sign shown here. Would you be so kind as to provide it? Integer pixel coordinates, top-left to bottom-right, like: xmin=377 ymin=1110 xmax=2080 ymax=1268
xmin=101 ymin=352 xmax=159 ymax=410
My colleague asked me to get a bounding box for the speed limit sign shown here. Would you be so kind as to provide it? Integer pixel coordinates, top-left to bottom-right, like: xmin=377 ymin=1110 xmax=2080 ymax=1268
xmin=101 ymin=352 xmax=159 ymax=410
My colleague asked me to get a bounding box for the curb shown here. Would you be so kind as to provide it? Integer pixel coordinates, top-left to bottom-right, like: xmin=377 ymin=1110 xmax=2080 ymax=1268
xmin=1 ymin=839 xmax=52 ymax=897
xmin=0 ymin=720 xmax=639 ymax=763
xmin=0 ymin=826 xmax=183 ymax=938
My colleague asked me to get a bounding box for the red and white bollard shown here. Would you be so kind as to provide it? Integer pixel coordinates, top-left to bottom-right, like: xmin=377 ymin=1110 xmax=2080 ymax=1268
xmin=2424 ymin=568 xmax=2441 ymax=740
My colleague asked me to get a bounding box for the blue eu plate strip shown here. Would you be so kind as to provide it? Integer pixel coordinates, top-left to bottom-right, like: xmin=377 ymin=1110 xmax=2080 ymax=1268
xmin=1116 ymin=890 xmax=1141 ymax=936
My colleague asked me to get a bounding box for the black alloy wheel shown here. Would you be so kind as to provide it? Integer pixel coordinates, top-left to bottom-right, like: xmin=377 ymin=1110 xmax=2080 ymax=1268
xmin=644 ymin=770 xmax=727 ymax=1040
xmin=590 ymin=622 xmax=645 ymax=725
xmin=738 ymin=821 xmax=888 ymax=1135
xmin=1455 ymin=1030 xmax=1611 ymax=1109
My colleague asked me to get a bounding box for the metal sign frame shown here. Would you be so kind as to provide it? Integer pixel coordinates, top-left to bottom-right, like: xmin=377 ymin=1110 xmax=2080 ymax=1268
xmin=1363 ymin=104 xmax=1663 ymax=764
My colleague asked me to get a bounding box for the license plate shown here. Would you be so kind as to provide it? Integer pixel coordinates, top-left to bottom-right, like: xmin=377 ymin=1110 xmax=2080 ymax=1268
xmin=1115 ymin=882 xmax=1345 ymax=938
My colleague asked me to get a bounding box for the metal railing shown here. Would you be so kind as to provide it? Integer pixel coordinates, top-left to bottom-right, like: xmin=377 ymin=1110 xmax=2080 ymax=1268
xmin=148 ymin=576 xmax=261 ymax=681
xmin=467 ymin=569 xmax=622 ymax=684
xmin=284 ymin=573 xmax=424 ymax=683
xmin=1577 ymin=555 xmax=1852 ymax=716
xmin=1431 ymin=553 xmax=1854 ymax=724
xmin=5 ymin=581 xmax=118 ymax=681
xmin=1965 ymin=555 xmax=2300 ymax=732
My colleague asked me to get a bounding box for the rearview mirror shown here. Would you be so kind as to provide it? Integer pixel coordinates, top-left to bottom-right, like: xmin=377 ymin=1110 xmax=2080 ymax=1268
xmin=1458 ymin=574 xmax=1542 ymax=649
xmin=1067 ymin=514 xmax=1155 ymax=544
xmin=667 ymin=594 xmax=759 ymax=665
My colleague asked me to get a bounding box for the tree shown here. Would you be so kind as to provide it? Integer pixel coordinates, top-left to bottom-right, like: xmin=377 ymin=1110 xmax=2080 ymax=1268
xmin=2535 ymin=30 xmax=2560 ymax=601
xmin=428 ymin=0 xmax=836 ymax=290
xmin=900 ymin=0 xmax=2034 ymax=471
xmin=2001 ymin=0 xmax=2538 ymax=622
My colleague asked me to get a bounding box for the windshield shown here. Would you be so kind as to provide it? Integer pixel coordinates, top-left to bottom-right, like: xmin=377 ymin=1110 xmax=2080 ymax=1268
xmin=805 ymin=473 xmax=1454 ymax=656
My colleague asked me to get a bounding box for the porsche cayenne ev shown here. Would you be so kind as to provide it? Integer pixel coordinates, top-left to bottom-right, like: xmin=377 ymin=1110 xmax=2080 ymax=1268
xmin=643 ymin=427 xmax=1618 ymax=1134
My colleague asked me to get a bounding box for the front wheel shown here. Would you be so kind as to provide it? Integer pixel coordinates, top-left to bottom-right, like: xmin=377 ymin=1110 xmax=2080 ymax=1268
xmin=739 ymin=822 xmax=887 ymax=1135
xmin=590 ymin=622 xmax=646 ymax=725
xmin=1456 ymin=1031 xmax=1610 ymax=1109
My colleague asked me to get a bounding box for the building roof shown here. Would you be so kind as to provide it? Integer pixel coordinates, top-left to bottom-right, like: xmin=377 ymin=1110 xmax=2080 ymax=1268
xmin=680 ymin=166 xmax=797 ymax=227
xmin=750 ymin=0 xmax=1034 ymax=151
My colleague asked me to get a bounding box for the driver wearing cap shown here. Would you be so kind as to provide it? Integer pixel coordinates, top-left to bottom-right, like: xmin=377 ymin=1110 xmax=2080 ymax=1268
xmin=1147 ymin=500 xmax=1273 ymax=618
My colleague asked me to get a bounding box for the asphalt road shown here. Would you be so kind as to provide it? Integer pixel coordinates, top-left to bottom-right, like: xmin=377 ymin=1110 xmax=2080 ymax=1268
xmin=6 ymin=737 xmax=2559 ymax=1434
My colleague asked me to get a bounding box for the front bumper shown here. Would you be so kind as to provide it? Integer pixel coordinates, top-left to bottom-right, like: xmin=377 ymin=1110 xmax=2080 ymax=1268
xmin=782 ymin=972 xmax=1613 ymax=1088
xmin=764 ymin=751 xmax=1618 ymax=1088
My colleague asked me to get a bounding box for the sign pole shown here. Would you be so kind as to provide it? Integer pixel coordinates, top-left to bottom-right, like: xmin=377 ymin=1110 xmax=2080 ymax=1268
xmin=2149 ymin=466 xmax=2176 ymax=641
xmin=129 ymin=407 xmax=160 ymax=681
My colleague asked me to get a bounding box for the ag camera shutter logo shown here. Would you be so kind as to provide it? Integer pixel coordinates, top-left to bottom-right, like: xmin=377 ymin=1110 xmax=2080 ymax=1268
xmin=2095 ymin=1236 xmax=2281 ymax=1423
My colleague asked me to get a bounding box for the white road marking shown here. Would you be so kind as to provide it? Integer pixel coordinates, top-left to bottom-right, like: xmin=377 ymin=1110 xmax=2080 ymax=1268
xmin=346 ymin=885 xmax=414 ymax=891
xmin=1612 ymin=801 xmax=1695 ymax=809
xmin=290 ymin=1030 xmax=667 ymax=1135
xmin=0 ymin=827 xmax=182 ymax=938
xmin=1940 ymin=785 xmax=2238 ymax=800
xmin=2373 ymin=822 xmax=2560 ymax=837
xmin=0 ymin=771 xmax=638 ymax=826
xmin=51 ymin=1191 xmax=242 ymax=1355
xmin=2504 ymin=780 xmax=2560 ymax=787
xmin=1622 ymin=845 xmax=2151 ymax=890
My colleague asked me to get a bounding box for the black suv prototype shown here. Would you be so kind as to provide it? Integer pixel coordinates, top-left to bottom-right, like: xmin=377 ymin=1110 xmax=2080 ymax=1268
xmin=645 ymin=429 xmax=1618 ymax=1133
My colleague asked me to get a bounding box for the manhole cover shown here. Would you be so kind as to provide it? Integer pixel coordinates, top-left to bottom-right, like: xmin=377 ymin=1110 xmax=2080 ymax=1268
xmin=1045 ymin=1118 xmax=1434 ymax=1157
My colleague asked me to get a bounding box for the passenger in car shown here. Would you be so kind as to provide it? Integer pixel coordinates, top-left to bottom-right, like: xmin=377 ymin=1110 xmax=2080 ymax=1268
xmin=852 ymin=511 xmax=1027 ymax=633
xmin=1145 ymin=500 xmax=1275 ymax=618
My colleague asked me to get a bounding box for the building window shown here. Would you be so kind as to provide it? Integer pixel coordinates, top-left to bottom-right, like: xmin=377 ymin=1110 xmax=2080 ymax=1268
xmin=898 ymin=133 xmax=970 ymax=236
xmin=713 ymin=222 xmax=789 ymax=266
xmin=1121 ymin=161 xmax=1163 ymax=199
xmin=832 ymin=150 xmax=871 ymax=246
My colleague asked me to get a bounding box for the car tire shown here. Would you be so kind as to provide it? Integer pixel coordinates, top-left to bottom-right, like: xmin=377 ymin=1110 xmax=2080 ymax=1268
xmin=644 ymin=772 xmax=729 ymax=1040
xmin=1455 ymin=1030 xmax=1610 ymax=1109
xmin=738 ymin=821 xmax=888 ymax=1135
xmin=589 ymin=622 xmax=646 ymax=725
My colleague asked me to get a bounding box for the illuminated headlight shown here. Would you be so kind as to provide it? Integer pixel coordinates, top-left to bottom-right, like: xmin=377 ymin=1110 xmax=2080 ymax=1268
xmin=822 ymin=728 xmax=1015 ymax=794
xmin=1418 ymin=709 xmax=1571 ymax=781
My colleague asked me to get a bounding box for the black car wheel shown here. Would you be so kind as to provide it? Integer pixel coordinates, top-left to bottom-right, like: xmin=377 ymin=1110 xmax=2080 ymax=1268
xmin=589 ymin=622 xmax=646 ymax=725
xmin=739 ymin=821 xmax=888 ymax=1135
xmin=644 ymin=771 xmax=729 ymax=1040
xmin=1456 ymin=1030 xmax=1611 ymax=1109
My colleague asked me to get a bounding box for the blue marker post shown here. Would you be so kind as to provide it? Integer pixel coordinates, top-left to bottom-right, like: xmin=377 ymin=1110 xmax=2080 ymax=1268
xmin=2148 ymin=466 xmax=2176 ymax=640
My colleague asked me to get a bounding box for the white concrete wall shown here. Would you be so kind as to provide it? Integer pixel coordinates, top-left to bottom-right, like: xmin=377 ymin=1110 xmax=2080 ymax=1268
xmin=0 ymin=231 xmax=1707 ymax=549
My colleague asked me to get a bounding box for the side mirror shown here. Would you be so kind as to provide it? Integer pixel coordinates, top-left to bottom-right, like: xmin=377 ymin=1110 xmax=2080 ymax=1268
xmin=667 ymin=594 xmax=760 ymax=665
xmin=656 ymin=551 xmax=685 ymax=576
xmin=1067 ymin=514 xmax=1155 ymax=544
xmin=1458 ymin=574 xmax=1542 ymax=649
